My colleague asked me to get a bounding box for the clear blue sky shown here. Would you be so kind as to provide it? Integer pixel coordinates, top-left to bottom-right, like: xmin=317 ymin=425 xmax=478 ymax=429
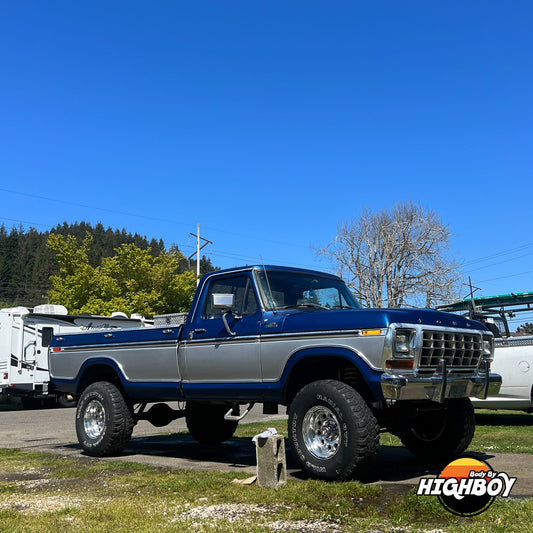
xmin=1 ymin=2 xmax=532 ymax=323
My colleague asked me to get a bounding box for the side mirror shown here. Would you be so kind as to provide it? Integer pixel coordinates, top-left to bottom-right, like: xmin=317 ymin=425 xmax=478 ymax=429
xmin=212 ymin=293 xmax=235 ymax=312
xmin=212 ymin=293 xmax=238 ymax=336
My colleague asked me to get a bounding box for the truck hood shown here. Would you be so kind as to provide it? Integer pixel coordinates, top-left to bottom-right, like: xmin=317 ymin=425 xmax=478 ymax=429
xmin=277 ymin=307 xmax=486 ymax=334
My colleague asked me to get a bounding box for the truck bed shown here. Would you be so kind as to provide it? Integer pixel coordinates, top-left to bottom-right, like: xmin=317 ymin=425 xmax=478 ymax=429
xmin=49 ymin=326 xmax=183 ymax=400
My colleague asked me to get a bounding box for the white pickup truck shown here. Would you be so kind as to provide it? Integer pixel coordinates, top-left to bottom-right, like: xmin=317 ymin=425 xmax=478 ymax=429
xmin=438 ymin=291 xmax=533 ymax=412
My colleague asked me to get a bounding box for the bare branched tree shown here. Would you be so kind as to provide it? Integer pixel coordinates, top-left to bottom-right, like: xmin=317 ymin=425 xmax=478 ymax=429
xmin=318 ymin=202 xmax=461 ymax=308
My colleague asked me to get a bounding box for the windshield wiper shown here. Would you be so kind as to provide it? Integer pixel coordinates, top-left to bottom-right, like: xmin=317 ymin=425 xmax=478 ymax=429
xmin=280 ymin=303 xmax=331 ymax=310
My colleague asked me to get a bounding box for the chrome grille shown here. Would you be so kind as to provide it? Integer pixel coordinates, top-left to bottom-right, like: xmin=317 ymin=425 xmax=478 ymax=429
xmin=420 ymin=330 xmax=482 ymax=369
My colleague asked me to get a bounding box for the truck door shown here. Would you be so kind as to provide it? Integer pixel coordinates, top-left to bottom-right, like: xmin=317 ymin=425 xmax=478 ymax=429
xmin=8 ymin=316 xmax=38 ymax=388
xmin=180 ymin=273 xmax=262 ymax=395
xmin=14 ymin=319 xmax=55 ymax=389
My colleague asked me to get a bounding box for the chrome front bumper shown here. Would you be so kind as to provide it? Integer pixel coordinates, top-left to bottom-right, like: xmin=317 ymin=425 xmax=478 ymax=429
xmin=380 ymin=360 xmax=502 ymax=403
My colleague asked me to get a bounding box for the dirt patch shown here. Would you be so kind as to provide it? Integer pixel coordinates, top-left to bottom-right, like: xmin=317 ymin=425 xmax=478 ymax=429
xmin=3 ymin=470 xmax=44 ymax=482
xmin=0 ymin=493 xmax=92 ymax=514
xmin=178 ymin=502 xmax=271 ymax=522
xmin=175 ymin=502 xmax=345 ymax=532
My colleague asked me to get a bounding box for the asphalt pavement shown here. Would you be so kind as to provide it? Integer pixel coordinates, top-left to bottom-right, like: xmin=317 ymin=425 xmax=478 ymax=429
xmin=0 ymin=404 xmax=531 ymax=497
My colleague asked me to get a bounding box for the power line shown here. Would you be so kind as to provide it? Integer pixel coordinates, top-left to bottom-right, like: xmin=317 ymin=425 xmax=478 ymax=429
xmin=0 ymin=209 xmax=322 ymax=271
xmin=0 ymin=217 xmax=56 ymax=230
xmin=0 ymin=187 xmax=310 ymax=249
xmin=461 ymin=242 xmax=533 ymax=267
xmin=464 ymin=251 xmax=533 ymax=274
xmin=2 ymin=185 xmax=531 ymax=276
xmin=476 ymin=270 xmax=533 ymax=284
xmin=0 ymin=217 xmax=319 ymax=270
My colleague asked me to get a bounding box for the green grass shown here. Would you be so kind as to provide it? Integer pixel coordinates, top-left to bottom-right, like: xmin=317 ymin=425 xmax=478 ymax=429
xmin=1 ymin=447 xmax=531 ymax=533
xmin=234 ymin=419 xmax=288 ymax=439
xmin=471 ymin=410 xmax=533 ymax=454
xmin=0 ymin=410 xmax=532 ymax=532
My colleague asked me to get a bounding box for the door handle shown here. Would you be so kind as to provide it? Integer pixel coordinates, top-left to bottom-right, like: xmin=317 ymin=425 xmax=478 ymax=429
xmin=188 ymin=328 xmax=207 ymax=340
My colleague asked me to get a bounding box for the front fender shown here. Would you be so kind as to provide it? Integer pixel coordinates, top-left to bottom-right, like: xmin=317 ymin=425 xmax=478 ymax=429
xmin=273 ymin=346 xmax=384 ymax=403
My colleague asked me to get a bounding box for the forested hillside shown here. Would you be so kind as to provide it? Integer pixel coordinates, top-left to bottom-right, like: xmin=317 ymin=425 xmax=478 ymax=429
xmin=0 ymin=222 xmax=213 ymax=308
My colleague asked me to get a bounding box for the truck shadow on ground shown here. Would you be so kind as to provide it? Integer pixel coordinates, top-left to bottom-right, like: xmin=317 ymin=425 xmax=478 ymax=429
xmin=68 ymin=433 xmax=489 ymax=485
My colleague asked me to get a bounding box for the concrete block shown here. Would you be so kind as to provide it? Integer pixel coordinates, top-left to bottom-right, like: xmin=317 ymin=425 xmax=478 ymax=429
xmin=255 ymin=434 xmax=287 ymax=489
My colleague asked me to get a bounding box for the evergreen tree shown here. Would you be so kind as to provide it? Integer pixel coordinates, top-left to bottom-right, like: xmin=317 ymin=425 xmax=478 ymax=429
xmin=0 ymin=221 xmax=218 ymax=308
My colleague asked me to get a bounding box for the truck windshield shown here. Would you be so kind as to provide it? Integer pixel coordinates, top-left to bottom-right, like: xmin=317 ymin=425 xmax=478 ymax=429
xmin=255 ymin=270 xmax=362 ymax=311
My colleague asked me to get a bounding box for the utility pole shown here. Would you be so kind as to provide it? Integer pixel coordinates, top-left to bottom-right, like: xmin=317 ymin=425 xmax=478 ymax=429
xmin=188 ymin=224 xmax=212 ymax=285
xmin=466 ymin=276 xmax=481 ymax=319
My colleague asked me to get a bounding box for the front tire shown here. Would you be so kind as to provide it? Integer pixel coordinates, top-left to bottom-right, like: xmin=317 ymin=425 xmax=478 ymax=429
xmin=288 ymin=380 xmax=379 ymax=480
xmin=396 ymin=398 xmax=475 ymax=459
xmin=76 ymin=381 xmax=134 ymax=456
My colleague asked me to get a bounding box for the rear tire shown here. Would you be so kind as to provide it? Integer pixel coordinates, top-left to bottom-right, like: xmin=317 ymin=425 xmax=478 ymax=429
xmin=396 ymin=398 xmax=475 ymax=459
xmin=185 ymin=402 xmax=238 ymax=444
xmin=76 ymin=381 xmax=134 ymax=456
xmin=288 ymin=380 xmax=379 ymax=480
xmin=57 ymin=393 xmax=77 ymax=408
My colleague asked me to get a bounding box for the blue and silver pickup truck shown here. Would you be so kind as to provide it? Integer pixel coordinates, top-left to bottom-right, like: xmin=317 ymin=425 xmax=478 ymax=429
xmin=49 ymin=265 xmax=501 ymax=480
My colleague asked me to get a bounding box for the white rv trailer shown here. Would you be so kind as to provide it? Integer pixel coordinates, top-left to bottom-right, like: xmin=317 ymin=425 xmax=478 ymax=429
xmin=0 ymin=305 xmax=151 ymax=408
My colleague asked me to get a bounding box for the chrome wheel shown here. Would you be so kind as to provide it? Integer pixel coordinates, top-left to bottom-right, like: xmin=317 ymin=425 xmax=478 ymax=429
xmin=76 ymin=382 xmax=134 ymax=456
xmin=84 ymin=399 xmax=105 ymax=439
xmin=288 ymin=380 xmax=379 ymax=480
xmin=302 ymin=405 xmax=341 ymax=459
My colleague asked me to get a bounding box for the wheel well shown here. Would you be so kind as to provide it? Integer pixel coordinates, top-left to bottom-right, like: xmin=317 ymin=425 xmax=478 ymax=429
xmin=77 ymin=364 xmax=124 ymax=397
xmin=284 ymin=356 xmax=374 ymax=406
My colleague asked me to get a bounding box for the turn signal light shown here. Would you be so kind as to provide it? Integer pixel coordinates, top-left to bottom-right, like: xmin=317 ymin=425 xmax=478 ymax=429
xmin=385 ymin=359 xmax=415 ymax=370
xmin=362 ymin=329 xmax=382 ymax=336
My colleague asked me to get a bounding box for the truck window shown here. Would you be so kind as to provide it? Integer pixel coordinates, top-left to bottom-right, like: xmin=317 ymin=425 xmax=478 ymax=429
xmin=484 ymin=317 xmax=507 ymax=338
xmin=41 ymin=327 xmax=54 ymax=347
xmin=301 ymin=287 xmax=352 ymax=309
xmin=255 ymin=270 xmax=361 ymax=310
xmin=202 ymin=275 xmax=258 ymax=319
